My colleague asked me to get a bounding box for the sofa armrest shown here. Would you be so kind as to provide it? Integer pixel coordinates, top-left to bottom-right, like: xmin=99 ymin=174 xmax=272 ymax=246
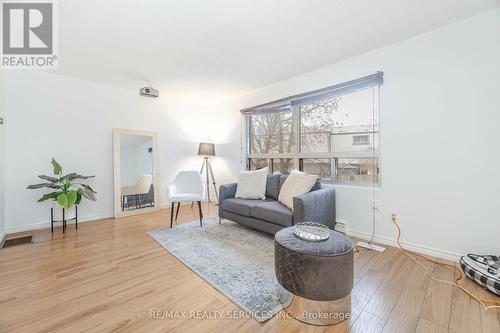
xmin=219 ymin=183 xmax=238 ymax=215
xmin=293 ymin=187 xmax=336 ymax=229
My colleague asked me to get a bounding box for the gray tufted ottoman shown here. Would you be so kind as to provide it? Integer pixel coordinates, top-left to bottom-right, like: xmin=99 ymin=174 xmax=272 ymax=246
xmin=274 ymin=226 xmax=354 ymax=325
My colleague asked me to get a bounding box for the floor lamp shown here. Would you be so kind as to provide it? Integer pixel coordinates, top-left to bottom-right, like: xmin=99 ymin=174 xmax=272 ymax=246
xmin=198 ymin=143 xmax=219 ymax=205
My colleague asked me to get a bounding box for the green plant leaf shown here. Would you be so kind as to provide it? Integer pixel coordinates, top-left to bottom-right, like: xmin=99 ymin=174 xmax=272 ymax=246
xmin=56 ymin=193 xmax=68 ymax=208
xmin=61 ymin=173 xmax=95 ymax=181
xmin=36 ymin=191 xmax=60 ymax=202
xmin=71 ymin=174 xmax=95 ymax=180
xmin=27 ymin=183 xmax=62 ymax=189
xmin=81 ymin=184 xmax=97 ymax=193
xmin=60 ymin=173 xmax=77 ymax=180
xmin=57 ymin=191 xmax=77 ymax=209
xmin=51 ymin=158 xmax=62 ymax=176
xmin=38 ymin=175 xmax=59 ymax=183
xmin=75 ymin=191 xmax=82 ymax=205
xmin=79 ymin=186 xmax=96 ymax=201
xmin=67 ymin=190 xmax=78 ymax=207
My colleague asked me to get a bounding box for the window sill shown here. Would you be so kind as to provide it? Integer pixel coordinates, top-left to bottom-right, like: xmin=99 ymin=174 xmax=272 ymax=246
xmin=322 ymin=183 xmax=382 ymax=190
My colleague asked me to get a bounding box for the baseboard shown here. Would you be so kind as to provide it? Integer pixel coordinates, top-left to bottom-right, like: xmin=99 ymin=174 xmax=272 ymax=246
xmin=4 ymin=212 xmax=114 ymax=234
xmin=334 ymin=221 xmax=345 ymax=233
xmin=344 ymin=227 xmax=462 ymax=262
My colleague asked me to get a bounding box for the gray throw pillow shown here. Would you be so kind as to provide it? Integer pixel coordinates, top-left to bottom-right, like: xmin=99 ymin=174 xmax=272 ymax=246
xmin=310 ymin=178 xmax=322 ymax=191
xmin=265 ymin=173 xmax=281 ymax=200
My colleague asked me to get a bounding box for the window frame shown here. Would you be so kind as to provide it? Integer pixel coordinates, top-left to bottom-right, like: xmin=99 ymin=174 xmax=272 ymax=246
xmin=244 ymin=86 xmax=381 ymax=187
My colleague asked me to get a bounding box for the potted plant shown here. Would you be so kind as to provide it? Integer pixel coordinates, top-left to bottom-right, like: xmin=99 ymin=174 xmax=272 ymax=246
xmin=27 ymin=158 xmax=97 ymax=221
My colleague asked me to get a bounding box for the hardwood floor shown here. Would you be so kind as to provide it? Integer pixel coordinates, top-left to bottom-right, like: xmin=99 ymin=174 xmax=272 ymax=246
xmin=0 ymin=204 xmax=499 ymax=332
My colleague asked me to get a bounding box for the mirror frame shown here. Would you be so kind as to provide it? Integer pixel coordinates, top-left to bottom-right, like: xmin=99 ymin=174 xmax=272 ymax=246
xmin=113 ymin=128 xmax=160 ymax=218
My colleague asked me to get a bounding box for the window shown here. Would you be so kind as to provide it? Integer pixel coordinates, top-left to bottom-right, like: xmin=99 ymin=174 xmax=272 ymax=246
xmin=249 ymin=111 xmax=294 ymax=154
xmin=352 ymin=135 xmax=370 ymax=145
xmin=300 ymin=98 xmax=341 ymax=153
xmin=300 ymin=158 xmax=332 ymax=183
xmin=272 ymin=158 xmax=293 ymax=174
xmin=336 ymin=158 xmax=379 ymax=184
xmin=243 ymin=72 xmax=382 ymax=186
xmin=248 ymin=158 xmax=293 ymax=174
xmin=249 ymin=158 xmax=269 ymax=170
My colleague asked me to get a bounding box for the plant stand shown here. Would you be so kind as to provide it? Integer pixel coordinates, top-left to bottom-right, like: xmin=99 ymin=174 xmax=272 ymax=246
xmin=51 ymin=205 xmax=78 ymax=233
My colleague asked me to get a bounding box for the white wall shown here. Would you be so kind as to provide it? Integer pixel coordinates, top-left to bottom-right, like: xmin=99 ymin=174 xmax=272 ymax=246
xmin=3 ymin=71 xmax=241 ymax=232
xmin=220 ymin=9 xmax=500 ymax=260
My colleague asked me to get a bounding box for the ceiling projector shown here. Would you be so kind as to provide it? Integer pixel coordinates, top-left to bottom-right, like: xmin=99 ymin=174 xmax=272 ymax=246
xmin=139 ymin=86 xmax=159 ymax=98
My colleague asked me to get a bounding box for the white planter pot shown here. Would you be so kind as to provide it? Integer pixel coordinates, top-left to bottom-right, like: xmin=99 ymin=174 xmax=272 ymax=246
xmin=51 ymin=202 xmax=77 ymax=221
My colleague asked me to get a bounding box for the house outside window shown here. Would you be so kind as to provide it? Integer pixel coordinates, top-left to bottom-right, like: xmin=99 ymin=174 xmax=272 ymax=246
xmin=352 ymin=134 xmax=370 ymax=145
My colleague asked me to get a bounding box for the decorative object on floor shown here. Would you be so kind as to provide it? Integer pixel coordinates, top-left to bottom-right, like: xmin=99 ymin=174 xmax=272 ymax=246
xmin=51 ymin=204 xmax=78 ymax=233
xmin=219 ymin=173 xmax=334 ymax=235
xmin=294 ymin=222 xmax=329 ymax=241
xmin=26 ymin=158 xmax=96 ymax=233
xmin=198 ymin=142 xmax=219 ymax=205
xmin=234 ymin=167 xmax=268 ymax=200
xmin=167 ymin=171 xmax=205 ymax=228
xmin=148 ymin=218 xmax=292 ymax=322
xmin=113 ymin=128 xmax=160 ymax=218
xmin=274 ymin=226 xmax=354 ymax=325
xmin=460 ymin=254 xmax=500 ymax=296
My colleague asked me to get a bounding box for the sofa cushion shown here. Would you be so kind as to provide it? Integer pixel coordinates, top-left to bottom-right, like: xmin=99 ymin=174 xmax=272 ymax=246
xmin=235 ymin=167 xmax=269 ymax=199
xmin=221 ymin=198 xmax=270 ymax=217
xmin=279 ymin=174 xmax=321 ymax=192
xmin=266 ymin=173 xmax=281 ymax=200
xmin=251 ymin=201 xmax=293 ymax=227
xmin=278 ymin=170 xmax=318 ymax=210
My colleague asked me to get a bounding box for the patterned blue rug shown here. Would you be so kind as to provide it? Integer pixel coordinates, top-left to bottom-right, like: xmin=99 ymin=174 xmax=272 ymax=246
xmin=148 ymin=217 xmax=291 ymax=322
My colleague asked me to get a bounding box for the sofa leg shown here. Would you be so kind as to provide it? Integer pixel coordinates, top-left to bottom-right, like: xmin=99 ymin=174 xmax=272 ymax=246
xmin=197 ymin=201 xmax=203 ymax=227
xmin=170 ymin=202 xmax=175 ymax=228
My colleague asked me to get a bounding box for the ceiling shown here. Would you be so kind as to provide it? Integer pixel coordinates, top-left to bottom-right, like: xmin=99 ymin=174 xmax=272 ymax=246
xmin=55 ymin=0 xmax=499 ymax=100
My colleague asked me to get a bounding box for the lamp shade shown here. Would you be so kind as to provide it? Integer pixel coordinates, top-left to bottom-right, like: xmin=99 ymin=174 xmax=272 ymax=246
xmin=198 ymin=143 xmax=215 ymax=156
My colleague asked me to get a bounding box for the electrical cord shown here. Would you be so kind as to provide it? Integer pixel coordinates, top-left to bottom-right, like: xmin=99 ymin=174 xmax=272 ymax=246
xmin=391 ymin=214 xmax=500 ymax=312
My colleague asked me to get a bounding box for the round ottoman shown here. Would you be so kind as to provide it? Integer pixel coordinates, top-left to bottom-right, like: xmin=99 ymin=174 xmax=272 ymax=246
xmin=274 ymin=226 xmax=354 ymax=325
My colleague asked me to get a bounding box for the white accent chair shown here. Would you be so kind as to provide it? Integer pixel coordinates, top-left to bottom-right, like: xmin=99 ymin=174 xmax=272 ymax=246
xmin=121 ymin=174 xmax=153 ymax=210
xmin=167 ymin=170 xmax=205 ymax=228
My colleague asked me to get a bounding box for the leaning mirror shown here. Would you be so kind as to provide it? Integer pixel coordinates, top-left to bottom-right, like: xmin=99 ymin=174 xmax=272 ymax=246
xmin=113 ymin=129 xmax=159 ymax=218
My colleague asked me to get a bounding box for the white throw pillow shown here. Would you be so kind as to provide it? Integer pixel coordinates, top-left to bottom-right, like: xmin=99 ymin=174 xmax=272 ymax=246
xmin=235 ymin=167 xmax=268 ymax=200
xmin=278 ymin=169 xmax=318 ymax=210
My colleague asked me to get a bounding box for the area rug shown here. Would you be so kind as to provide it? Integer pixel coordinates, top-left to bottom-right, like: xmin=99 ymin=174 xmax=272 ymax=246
xmin=148 ymin=217 xmax=291 ymax=322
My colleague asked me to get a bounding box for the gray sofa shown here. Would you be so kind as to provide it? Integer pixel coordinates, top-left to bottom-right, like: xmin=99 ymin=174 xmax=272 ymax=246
xmin=219 ymin=173 xmax=336 ymax=234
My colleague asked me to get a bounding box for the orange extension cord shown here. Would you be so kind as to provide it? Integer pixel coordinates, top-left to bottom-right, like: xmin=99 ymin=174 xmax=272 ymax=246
xmin=389 ymin=214 xmax=500 ymax=311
